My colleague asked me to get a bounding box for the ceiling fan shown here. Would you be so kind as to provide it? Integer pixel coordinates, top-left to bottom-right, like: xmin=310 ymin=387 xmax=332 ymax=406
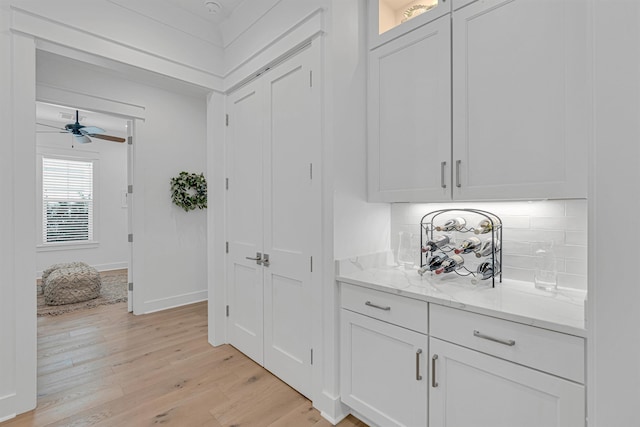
xmin=37 ymin=110 xmax=126 ymax=144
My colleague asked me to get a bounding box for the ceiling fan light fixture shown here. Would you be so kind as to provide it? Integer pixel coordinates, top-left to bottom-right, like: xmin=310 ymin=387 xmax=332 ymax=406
xmin=204 ymin=1 xmax=221 ymax=14
xmin=60 ymin=112 xmax=85 ymax=122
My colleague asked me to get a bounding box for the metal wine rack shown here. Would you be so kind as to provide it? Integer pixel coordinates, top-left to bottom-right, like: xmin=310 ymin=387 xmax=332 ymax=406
xmin=420 ymin=208 xmax=502 ymax=288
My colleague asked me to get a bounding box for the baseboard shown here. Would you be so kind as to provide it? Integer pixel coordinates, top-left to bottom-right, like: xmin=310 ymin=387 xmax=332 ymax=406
xmin=0 ymin=413 xmax=16 ymax=423
xmin=0 ymin=392 xmax=17 ymax=423
xmin=93 ymin=262 xmax=128 ymax=272
xmin=139 ymin=290 xmax=208 ymax=314
xmin=317 ymin=391 xmax=350 ymax=425
xmin=36 ymin=262 xmax=128 ymax=279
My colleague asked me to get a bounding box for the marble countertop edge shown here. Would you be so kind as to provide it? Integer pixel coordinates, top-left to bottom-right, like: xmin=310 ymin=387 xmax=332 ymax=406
xmin=336 ymin=266 xmax=587 ymax=338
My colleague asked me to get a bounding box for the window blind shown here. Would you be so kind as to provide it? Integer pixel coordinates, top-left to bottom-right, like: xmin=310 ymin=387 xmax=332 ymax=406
xmin=42 ymin=157 xmax=94 ymax=243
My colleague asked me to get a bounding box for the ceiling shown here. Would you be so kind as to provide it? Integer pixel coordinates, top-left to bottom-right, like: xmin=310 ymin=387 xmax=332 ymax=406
xmin=36 ymin=102 xmax=129 ymax=138
xmin=104 ymin=0 xmax=246 ymax=47
xmin=162 ymin=0 xmax=245 ymax=24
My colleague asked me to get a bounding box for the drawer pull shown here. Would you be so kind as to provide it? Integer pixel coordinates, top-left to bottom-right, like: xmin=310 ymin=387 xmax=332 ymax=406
xmin=473 ymin=330 xmax=516 ymax=347
xmin=365 ymin=301 xmax=391 ymax=311
xmin=431 ymin=354 xmax=438 ymax=388
xmin=416 ymin=349 xmax=423 ymax=381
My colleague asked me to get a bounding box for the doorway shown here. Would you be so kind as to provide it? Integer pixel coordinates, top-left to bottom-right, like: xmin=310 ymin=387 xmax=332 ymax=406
xmin=35 ymin=101 xmax=133 ymax=315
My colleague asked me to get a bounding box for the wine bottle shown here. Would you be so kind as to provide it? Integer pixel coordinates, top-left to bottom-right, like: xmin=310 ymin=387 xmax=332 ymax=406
xmin=435 ymin=217 xmax=466 ymax=232
xmin=454 ymin=236 xmax=482 ymax=254
xmin=435 ymin=254 xmax=465 ymax=275
xmin=476 ymin=260 xmax=500 ymax=280
xmin=418 ymin=253 xmax=449 ymax=276
xmin=421 ymin=235 xmax=451 ymax=253
xmin=474 ymin=218 xmax=494 ymax=235
xmin=474 ymin=240 xmax=500 ymax=258
xmin=428 ymin=253 xmax=449 ymax=270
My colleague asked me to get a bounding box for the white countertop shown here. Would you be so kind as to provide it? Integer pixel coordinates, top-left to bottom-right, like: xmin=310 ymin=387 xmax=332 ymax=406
xmin=336 ymin=260 xmax=587 ymax=337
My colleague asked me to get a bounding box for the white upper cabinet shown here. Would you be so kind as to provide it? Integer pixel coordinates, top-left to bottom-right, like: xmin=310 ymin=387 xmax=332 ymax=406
xmin=367 ymin=0 xmax=588 ymax=202
xmin=368 ymin=16 xmax=451 ymax=202
xmin=369 ymin=0 xmax=451 ymax=49
xmin=452 ymin=0 xmax=588 ymax=200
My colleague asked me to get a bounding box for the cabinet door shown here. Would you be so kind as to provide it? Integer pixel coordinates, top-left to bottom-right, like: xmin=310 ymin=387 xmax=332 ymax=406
xmin=369 ymin=0 xmax=451 ymax=50
xmin=452 ymin=0 xmax=588 ymax=200
xmin=429 ymin=338 xmax=585 ymax=427
xmin=368 ymin=16 xmax=451 ymax=202
xmin=341 ymin=309 xmax=429 ymax=427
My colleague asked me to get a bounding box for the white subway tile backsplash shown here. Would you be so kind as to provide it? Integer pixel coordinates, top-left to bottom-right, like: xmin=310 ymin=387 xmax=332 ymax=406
xmin=501 ymin=267 xmax=535 ymax=283
xmin=557 ymin=273 xmax=588 ymax=290
xmin=500 ymin=216 xmax=531 ymax=229
xmin=501 ymin=241 xmax=532 ymax=256
xmin=554 ymin=244 xmax=588 ymax=260
xmin=565 ymin=199 xmax=588 ymax=218
xmin=391 ymin=199 xmax=588 ymax=291
xmin=531 ymin=216 xmax=571 ymax=230
xmin=566 ymin=231 xmax=588 ymax=246
xmin=565 ymin=259 xmax=588 ymax=276
xmin=507 ymin=229 xmax=566 ymax=244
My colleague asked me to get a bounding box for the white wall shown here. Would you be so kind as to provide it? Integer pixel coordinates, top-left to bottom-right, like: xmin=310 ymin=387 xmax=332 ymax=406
xmin=0 ymin=26 xmax=38 ymax=419
xmin=35 ymin=130 xmax=129 ymax=275
xmin=1 ymin=0 xmax=217 ymax=421
xmin=11 ymin=0 xmax=224 ymax=78
xmin=589 ymin=1 xmax=640 ymax=424
xmin=36 ymin=52 xmax=209 ymax=314
xmin=391 ymin=200 xmax=588 ymax=291
xmin=0 ymin=1 xmax=18 ymax=417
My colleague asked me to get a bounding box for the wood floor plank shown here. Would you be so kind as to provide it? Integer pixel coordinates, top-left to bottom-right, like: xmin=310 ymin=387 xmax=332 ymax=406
xmin=0 ymin=301 xmax=368 ymax=427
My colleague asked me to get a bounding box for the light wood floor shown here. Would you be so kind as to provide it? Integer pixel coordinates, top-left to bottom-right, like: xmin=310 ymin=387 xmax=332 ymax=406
xmin=1 ymin=301 xmax=367 ymax=427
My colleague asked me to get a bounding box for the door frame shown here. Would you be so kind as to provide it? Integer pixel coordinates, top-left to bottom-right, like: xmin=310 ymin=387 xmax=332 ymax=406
xmin=34 ymin=92 xmax=144 ymax=312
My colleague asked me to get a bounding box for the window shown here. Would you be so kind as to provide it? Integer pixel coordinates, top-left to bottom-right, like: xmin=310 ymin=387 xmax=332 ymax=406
xmin=41 ymin=157 xmax=94 ymax=244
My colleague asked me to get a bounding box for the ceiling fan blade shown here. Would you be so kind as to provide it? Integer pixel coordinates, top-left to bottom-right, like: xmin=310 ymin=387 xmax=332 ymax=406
xmin=37 ymin=122 xmax=65 ymax=131
xmin=90 ymin=134 xmax=126 ymax=143
xmin=80 ymin=126 xmax=105 ymax=135
xmin=37 ymin=131 xmax=68 ymax=133
xmin=74 ymin=135 xmax=92 ymax=144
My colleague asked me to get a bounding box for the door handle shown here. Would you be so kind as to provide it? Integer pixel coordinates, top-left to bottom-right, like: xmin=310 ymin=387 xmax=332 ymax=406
xmin=245 ymin=252 xmax=263 ymax=265
xmin=440 ymin=161 xmax=447 ymax=189
xmin=456 ymin=160 xmax=462 ymax=188
xmin=416 ymin=349 xmax=423 ymax=381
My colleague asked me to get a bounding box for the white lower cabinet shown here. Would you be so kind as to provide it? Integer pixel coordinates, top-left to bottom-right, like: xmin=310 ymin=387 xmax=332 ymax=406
xmin=429 ymin=305 xmax=586 ymax=427
xmin=339 ymin=284 xmax=586 ymax=427
xmin=340 ymin=284 xmax=429 ymax=427
xmin=429 ymin=338 xmax=585 ymax=427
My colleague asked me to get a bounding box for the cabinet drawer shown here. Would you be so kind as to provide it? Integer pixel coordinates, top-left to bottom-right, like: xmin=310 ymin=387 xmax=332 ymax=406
xmin=341 ymin=283 xmax=428 ymax=334
xmin=430 ymin=304 xmax=584 ymax=383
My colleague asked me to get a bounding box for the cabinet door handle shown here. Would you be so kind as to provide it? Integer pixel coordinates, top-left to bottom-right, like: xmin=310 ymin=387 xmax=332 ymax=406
xmin=473 ymin=330 xmax=516 ymax=347
xmin=365 ymin=301 xmax=391 ymax=311
xmin=455 ymin=160 xmax=462 ymax=188
xmin=440 ymin=161 xmax=447 ymax=189
xmin=416 ymin=349 xmax=423 ymax=381
xmin=431 ymin=354 xmax=438 ymax=388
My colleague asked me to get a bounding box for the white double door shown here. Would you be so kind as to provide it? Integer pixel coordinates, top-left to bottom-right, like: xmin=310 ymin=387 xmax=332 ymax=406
xmin=225 ymin=42 xmax=321 ymax=398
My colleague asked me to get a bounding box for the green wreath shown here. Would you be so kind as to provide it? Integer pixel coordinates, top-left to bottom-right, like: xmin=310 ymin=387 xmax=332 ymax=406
xmin=170 ymin=172 xmax=207 ymax=212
